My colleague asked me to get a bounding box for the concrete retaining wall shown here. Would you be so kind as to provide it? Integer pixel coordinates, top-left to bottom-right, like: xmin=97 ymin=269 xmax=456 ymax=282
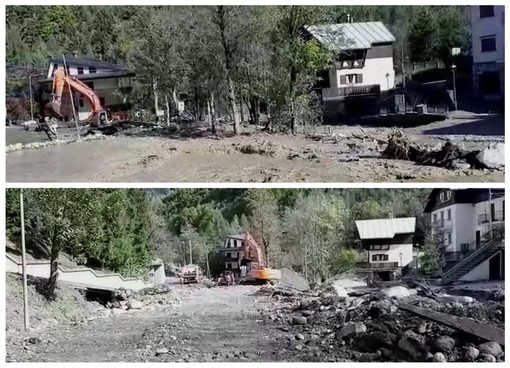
xmin=6 ymin=253 xmax=153 ymax=291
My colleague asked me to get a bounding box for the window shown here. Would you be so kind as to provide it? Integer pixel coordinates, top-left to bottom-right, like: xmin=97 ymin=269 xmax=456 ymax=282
xmin=79 ymin=99 xmax=84 ymax=107
xmin=89 ymin=66 xmax=97 ymax=74
xmin=439 ymin=192 xmax=445 ymax=202
xmin=447 ymin=209 xmax=451 ymax=220
xmin=233 ymin=240 xmax=237 ymax=247
xmin=370 ymin=245 xmax=389 ymax=251
xmin=481 ymin=36 xmax=497 ymax=52
xmin=241 ymin=241 xmax=245 ymax=247
xmin=446 ymin=190 xmax=452 ymax=200
xmin=226 ymin=252 xmax=231 ymax=258
xmin=372 ymin=254 xmax=389 ymax=262
xmin=447 ymin=233 xmax=452 ymax=245
xmin=432 ymin=213 xmax=437 ymax=224
xmin=480 ymin=6 xmax=495 ymax=18
xmin=226 ymin=263 xmax=232 ymax=269
xmin=77 ymin=67 xmax=84 ymax=75
xmin=340 ymin=74 xmax=363 ymax=85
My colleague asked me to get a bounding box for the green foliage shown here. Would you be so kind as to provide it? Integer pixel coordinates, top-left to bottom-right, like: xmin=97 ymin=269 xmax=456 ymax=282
xmin=331 ymin=249 xmax=360 ymax=274
xmin=418 ymin=241 xmax=441 ymax=278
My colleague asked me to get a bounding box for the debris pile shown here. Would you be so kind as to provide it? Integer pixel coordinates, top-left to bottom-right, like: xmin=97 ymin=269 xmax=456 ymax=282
xmin=262 ymin=284 xmax=505 ymax=362
xmin=381 ymin=129 xmax=504 ymax=170
xmin=107 ymin=286 xmax=181 ymax=314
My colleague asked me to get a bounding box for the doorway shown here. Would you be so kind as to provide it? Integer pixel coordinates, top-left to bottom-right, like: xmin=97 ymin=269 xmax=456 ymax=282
xmin=476 ymin=230 xmax=481 ymax=248
xmin=489 ymin=252 xmax=502 ymax=280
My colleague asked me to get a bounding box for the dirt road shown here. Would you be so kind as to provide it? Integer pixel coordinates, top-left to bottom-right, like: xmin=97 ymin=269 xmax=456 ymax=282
xmin=6 ymin=286 xmax=292 ymax=363
xmin=6 ymin=118 xmax=504 ymax=183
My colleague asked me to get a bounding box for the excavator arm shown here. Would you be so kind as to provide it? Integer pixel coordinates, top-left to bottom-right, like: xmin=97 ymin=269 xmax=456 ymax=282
xmin=47 ymin=67 xmax=103 ymax=119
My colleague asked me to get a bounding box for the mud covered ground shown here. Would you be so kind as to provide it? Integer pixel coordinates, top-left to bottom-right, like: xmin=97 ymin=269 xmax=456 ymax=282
xmin=6 ymin=286 xmax=294 ymax=362
xmin=5 ymin=113 xmax=504 ymax=183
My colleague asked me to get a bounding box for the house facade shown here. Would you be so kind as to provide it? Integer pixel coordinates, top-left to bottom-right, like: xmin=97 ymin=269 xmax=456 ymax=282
xmin=471 ymin=5 xmax=505 ymax=100
xmin=355 ymin=217 xmax=416 ymax=281
xmin=424 ymin=188 xmax=505 ymax=281
xmin=305 ymin=22 xmax=395 ymax=96
xmin=219 ymin=232 xmax=262 ymax=275
xmin=38 ymin=56 xmax=134 ymax=121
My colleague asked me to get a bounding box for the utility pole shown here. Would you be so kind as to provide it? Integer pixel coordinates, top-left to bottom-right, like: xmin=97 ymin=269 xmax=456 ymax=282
xmin=451 ymin=64 xmax=458 ymax=111
xmin=401 ymin=45 xmax=406 ymax=113
xmin=20 ymin=189 xmax=29 ymax=331
xmin=28 ymin=75 xmax=34 ymax=121
xmin=189 ymin=240 xmax=193 ymax=265
xmin=62 ymin=55 xmax=80 ymax=139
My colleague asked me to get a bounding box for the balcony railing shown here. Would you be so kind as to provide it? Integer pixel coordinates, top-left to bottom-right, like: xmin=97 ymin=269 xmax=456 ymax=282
xmin=357 ymin=262 xmax=399 ymax=270
xmin=322 ymin=84 xmax=381 ymax=101
xmin=478 ymin=211 xmax=505 ymax=224
xmin=431 ymin=219 xmax=453 ymax=230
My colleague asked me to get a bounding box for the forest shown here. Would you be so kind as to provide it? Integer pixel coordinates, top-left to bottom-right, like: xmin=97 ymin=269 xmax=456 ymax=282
xmin=6 ymin=188 xmax=432 ymax=295
xmin=6 ymin=5 xmax=470 ymax=131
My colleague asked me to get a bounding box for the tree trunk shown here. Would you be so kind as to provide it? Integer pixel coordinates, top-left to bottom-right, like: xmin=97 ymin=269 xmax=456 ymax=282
xmin=46 ymin=244 xmax=61 ymax=299
xmin=194 ymin=87 xmax=199 ymax=123
xmin=289 ymin=66 xmax=297 ymax=134
xmin=255 ymin=98 xmax=260 ymax=126
xmin=239 ymin=96 xmax=244 ymax=124
xmin=227 ymin=76 xmax=240 ymax=134
xmin=172 ymin=88 xmax=179 ymax=117
xmin=152 ymin=78 xmax=159 ymax=124
xmin=164 ymin=94 xmax=171 ymax=126
xmin=207 ymin=99 xmax=216 ymax=135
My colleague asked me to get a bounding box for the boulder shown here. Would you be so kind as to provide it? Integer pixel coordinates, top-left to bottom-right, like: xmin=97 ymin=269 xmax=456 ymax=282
xmin=112 ymin=308 xmax=125 ymax=316
xmin=398 ymin=330 xmax=429 ymax=359
xmin=376 ymin=286 xmax=417 ymax=300
xmin=127 ymin=299 xmax=143 ymax=310
xmin=433 ymin=336 xmax=456 ymax=352
xmin=432 ymin=352 xmax=447 ymax=362
xmin=475 ymin=143 xmax=505 ymax=169
xmin=295 ymin=333 xmax=305 ymax=341
xmin=155 ymin=348 xmax=169 ymax=356
xmin=435 ymin=295 xmax=474 ymax=305
xmin=477 ymin=353 xmax=496 ymax=362
xmin=336 ymin=322 xmax=367 ymax=339
xmin=478 ymin=342 xmax=503 ymax=358
xmin=279 ymin=269 xmax=310 ymax=291
xmin=465 ymin=347 xmax=480 ymax=361
xmin=292 ymin=316 xmax=308 ymax=325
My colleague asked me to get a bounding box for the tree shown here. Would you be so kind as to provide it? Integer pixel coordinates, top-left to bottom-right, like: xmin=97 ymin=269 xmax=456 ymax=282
xmin=408 ymin=8 xmax=436 ymax=62
xmin=245 ymin=189 xmax=281 ymax=267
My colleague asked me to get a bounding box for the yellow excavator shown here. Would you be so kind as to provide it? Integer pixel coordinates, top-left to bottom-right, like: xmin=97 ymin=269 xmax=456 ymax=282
xmin=46 ymin=67 xmax=116 ymax=128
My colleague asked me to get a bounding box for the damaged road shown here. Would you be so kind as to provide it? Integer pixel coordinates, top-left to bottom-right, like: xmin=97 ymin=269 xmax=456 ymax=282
xmin=6 ymin=286 xmax=290 ymax=362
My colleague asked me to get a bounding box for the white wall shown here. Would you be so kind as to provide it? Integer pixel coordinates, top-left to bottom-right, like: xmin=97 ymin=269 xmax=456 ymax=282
xmin=76 ymin=78 xmax=121 ymax=120
xmin=471 ymin=5 xmax=505 ymax=64
xmin=368 ymin=243 xmax=413 ymax=266
xmin=458 ymin=251 xmax=503 ymax=281
xmin=47 ymin=63 xmax=112 ymax=79
xmin=330 ymin=56 xmax=395 ymax=91
xmin=6 ymin=254 xmax=152 ymax=291
xmin=454 ymin=203 xmax=476 ymax=252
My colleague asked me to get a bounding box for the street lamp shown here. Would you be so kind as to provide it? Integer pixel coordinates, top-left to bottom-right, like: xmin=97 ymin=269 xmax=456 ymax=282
xmin=385 ymin=73 xmax=390 ymax=90
xmin=451 ymin=64 xmax=458 ymax=111
xmin=399 ymin=252 xmax=403 ymax=268
xmin=28 ymin=74 xmax=34 ymax=121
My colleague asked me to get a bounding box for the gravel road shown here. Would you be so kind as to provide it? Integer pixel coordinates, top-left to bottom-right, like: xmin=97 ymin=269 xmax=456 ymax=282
xmin=6 ymin=286 xmax=291 ymax=362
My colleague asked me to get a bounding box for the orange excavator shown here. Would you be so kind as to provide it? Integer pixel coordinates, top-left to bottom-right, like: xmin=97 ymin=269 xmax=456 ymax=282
xmin=236 ymin=232 xmax=281 ymax=284
xmin=46 ymin=67 xmax=113 ymax=128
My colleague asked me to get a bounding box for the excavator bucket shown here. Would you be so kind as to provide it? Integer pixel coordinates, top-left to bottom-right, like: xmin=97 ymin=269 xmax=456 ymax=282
xmin=45 ymin=100 xmax=62 ymax=116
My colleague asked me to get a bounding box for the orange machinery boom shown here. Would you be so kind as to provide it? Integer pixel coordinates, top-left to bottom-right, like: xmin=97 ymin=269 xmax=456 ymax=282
xmin=47 ymin=67 xmax=103 ymax=119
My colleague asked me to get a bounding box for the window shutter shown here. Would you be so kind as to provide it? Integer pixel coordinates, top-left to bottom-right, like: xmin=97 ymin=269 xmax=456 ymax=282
xmin=340 ymin=75 xmax=346 ymax=85
xmin=356 ymin=74 xmax=363 ymax=83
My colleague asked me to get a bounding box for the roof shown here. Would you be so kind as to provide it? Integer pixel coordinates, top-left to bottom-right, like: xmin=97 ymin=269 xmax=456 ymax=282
xmin=226 ymin=234 xmax=246 ymax=240
xmin=355 ymin=217 xmax=416 ymax=240
xmin=49 ymin=56 xmax=127 ymax=72
xmin=424 ymin=189 xmax=505 ymax=213
xmin=304 ymin=21 xmax=395 ymax=51
xmin=38 ymin=70 xmax=135 ymax=84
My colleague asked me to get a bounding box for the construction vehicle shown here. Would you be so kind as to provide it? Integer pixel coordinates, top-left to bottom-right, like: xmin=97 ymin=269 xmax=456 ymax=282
xmin=45 ymin=67 xmax=124 ymax=128
xmin=230 ymin=232 xmax=281 ymax=284
xmin=178 ymin=264 xmax=201 ymax=284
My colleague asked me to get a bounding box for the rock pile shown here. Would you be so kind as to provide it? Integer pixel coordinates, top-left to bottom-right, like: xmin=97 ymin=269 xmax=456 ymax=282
xmin=107 ymin=286 xmax=181 ymax=314
xmin=262 ymin=285 xmax=505 ymax=362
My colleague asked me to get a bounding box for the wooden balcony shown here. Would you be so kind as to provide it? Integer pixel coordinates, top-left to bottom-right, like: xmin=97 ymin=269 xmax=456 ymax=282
xmin=322 ymin=84 xmax=380 ymax=101
xmin=356 ymin=262 xmax=399 ymax=270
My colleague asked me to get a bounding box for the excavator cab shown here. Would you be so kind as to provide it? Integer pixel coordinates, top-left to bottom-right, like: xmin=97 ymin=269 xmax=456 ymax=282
xmin=96 ymin=110 xmax=112 ymax=127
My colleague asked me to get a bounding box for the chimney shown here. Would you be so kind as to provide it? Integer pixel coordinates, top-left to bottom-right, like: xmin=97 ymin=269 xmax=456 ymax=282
xmin=73 ymin=50 xmax=78 ymax=58
xmin=347 ymin=14 xmax=351 ymax=23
